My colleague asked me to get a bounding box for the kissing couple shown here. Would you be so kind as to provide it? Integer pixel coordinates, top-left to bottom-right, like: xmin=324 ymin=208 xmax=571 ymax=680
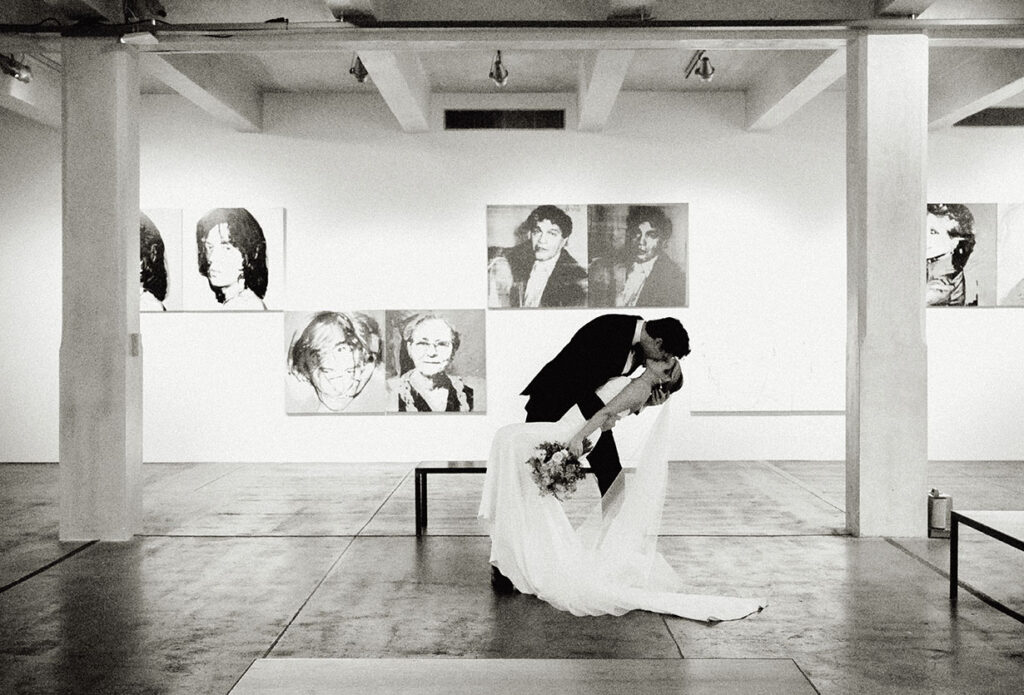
xmin=479 ymin=313 xmax=767 ymax=622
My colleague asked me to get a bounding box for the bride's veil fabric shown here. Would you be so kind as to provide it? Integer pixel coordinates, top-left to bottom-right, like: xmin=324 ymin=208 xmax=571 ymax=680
xmin=575 ymin=401 xmax=678 ymax=595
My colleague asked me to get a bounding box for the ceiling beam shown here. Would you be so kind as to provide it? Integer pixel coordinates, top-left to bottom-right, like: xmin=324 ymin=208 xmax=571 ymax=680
xmin=356 ymin=49 xmax=429 ymax=132
xmin=0 ymin=56 xmax=61 ymax=128
xmin=746 ymin=49 xmax=845 ymax=131
xmin=577 ymin=49 xmax=634 ymax=132
xmin=929 ymin=49 xmax=1024 ymax=129
xmin=141 ymin=53 xmax=262 ymax=131
xmin=874 ymin=1 xmax=935 ymax=16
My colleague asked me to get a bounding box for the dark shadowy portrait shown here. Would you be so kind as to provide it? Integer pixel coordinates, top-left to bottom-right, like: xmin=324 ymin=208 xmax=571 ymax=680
xmin=588 ymin=204 xmax=688 ymax=308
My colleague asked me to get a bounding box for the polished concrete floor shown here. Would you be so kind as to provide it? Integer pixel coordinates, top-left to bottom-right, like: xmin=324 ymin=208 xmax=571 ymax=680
xmin=1 ymin=461 xmax=1022 ymax=694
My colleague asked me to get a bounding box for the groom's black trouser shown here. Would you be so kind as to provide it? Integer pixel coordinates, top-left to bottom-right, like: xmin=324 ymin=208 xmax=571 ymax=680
xmin=525 ymin=396 xmax=621 ymax=497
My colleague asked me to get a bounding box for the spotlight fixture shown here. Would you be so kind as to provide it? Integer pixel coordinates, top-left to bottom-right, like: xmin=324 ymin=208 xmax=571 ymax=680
xmin=684 ymin=50 xmax=715 ymax=83
xmin=489 ymin=50 xmax=509 ymax=88
xmin=349 ymin=54 xmax=369 ymax=83
xmin=0 ymin=54 xmax=31 ymax=83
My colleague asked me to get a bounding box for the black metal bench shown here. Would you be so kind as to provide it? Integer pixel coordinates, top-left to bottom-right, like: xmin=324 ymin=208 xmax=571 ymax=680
xmin=949 ymin=510 xmax=1024 ymax=623
xmin=414 ymin=459 xmax=593 ymax=536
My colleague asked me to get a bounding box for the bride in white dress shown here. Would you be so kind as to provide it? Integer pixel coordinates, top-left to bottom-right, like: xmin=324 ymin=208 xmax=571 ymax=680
xmin=478 ymin=358 xmax=767 ymax=622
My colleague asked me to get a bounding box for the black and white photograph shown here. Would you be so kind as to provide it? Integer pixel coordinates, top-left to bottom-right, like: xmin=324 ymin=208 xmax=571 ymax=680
xmin=139 ymin=208 xmax=182 ymax=312
xmin=587 ymin=203 xmax=688 ymax=308
xmin=182 ymin=207 xmax=285 ymax=311
xmin=284 ymin=310 xmax=387 ymax=414
xmin=997 ymin=203 xmax=1024 ymax=306
xmin=385 ymin=309 xmax=486 ymax=413
xmin=6 ymin=3 xmax=1024 ymax=695
xmin=926 ymin=202 xmax=996 ymax=307
xmin=487 ymin=204 xmax=588 ymax=309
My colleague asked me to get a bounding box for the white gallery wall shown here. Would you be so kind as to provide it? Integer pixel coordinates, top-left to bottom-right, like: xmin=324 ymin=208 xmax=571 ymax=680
xmin=1 ymin=87 xmax=1023 ymax=463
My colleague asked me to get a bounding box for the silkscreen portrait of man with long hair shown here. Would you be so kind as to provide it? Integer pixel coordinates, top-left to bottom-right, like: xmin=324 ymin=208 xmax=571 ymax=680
xmin=182 ymin=207 xmax=285 ymax=311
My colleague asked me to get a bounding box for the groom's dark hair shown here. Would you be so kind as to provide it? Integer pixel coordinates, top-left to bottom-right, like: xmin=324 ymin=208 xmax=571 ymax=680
xmin=646 ymin=318 xmax=690 ymax=358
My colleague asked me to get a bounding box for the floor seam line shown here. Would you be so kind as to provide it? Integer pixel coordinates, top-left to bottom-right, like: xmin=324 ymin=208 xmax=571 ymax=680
xmin=261 ymin=537 xmax=358 ymax=658
xmin=759 ymin=461 xmax=846 ymax=513
xmin=192 ymin=464 xmax=246 ymax=492
xmin=661 ymin=614 xmax=685 ymax=659
xmin=0 ymin=540 xmax=98 ymax=594
xmin=354 ymin=468 xmax=414 ymax=538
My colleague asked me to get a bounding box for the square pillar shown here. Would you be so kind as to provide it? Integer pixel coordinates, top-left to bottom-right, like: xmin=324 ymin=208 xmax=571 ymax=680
xmin=59 ymin=39 xmax=142 ymax=541
xmin=846 ymin=33 xmax=929 ymax=537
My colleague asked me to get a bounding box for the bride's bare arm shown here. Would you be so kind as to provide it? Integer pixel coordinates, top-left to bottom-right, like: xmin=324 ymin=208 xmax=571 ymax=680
xmin=566 ymin=379 xmax=651 ymax=455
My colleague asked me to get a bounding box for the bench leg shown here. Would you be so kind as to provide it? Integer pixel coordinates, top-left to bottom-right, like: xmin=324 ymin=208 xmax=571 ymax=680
xmin=949 ymin=515 xmax=959 ymax=602
xmin=415 ymin=471 xmax=426 ymax=536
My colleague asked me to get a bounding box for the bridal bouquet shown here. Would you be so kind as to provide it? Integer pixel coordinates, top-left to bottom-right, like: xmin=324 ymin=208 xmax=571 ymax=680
xmin=526 ymin=440 xmax=593 ymax=501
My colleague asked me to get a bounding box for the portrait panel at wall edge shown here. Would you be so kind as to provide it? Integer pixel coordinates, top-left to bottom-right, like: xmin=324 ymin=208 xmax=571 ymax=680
xmin=926 ymin=202 xmax=995 ymax=307
xmin=139 ymin=208 xmax=183 ymax=312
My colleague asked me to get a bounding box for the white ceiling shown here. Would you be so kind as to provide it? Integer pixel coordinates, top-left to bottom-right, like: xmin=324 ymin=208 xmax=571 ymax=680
xmin=2 ymin=1 xmax=1024 ymax=130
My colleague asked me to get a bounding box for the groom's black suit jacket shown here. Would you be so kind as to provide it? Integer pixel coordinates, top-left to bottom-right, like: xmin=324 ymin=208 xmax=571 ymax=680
xmin=521 ymin=314 xmax=643 ymax=494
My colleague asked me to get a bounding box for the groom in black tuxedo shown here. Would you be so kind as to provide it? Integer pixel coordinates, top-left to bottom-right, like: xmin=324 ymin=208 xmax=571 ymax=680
xmin=521 ymin=314 xmax=690 ymax=495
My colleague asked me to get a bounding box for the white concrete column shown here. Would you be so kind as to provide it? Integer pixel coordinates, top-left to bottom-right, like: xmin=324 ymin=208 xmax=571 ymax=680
xmin=846 ymin=33 xmax=929 ymax=537
xmin=59 ymin=39 xmax=142 ymax=541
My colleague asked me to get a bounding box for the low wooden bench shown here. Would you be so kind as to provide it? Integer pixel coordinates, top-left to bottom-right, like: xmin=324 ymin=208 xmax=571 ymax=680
xmin=949 ymin=510 xmax=1024 ymax=623
xmin=415 ymin=460 xmax=593 ymax=536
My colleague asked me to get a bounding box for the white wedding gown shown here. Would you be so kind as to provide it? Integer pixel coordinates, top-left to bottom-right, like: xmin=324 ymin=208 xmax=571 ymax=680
xmin=478 ymin=377 xmax=767 ymax=622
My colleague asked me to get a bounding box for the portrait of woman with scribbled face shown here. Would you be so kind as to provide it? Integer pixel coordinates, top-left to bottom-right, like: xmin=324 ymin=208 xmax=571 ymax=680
xmin=285 ymin=310 xmax=387 ymax=414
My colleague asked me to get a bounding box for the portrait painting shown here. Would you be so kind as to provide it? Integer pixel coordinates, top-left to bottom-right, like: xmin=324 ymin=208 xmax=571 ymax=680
xmin=182 ymin=207 xmax=285 ymax=311
xmin=997 ymin=203 xmax=1024 ymax=306
xmin=487 ymin=204 xmax=588 ymax=309
xmin=284 ymin=310 xmax=387 ymax=414
xmin=587 ymin=203 xmax=688 ymax=308
xmin=926 ymin=203 xmax=996 ymax=307
xmin=384 ymin=309 xmax=486 ymax=413
xmin=139 ymin=208 xmax=183 ymax=312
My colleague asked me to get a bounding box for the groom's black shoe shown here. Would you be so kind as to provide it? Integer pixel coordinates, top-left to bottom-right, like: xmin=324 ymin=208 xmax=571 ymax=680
xmin=490 ymin=566 xmax=516 ymax=594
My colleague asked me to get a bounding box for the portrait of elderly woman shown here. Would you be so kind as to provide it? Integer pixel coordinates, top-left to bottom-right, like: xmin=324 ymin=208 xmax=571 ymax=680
xmin=285 ymin=310 xmax=386 ymax=414
xmin=385 ymin=310 xmax=486 ymax=413
xmin=183 ymin=207 xmax=285 ymax=311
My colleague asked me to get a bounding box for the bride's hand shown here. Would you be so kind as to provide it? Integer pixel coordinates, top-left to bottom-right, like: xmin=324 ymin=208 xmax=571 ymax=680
xmin=567 ymin=435 xmax=587 ymax=458
xmin=648 ymin=383 xmax=669 ymax=406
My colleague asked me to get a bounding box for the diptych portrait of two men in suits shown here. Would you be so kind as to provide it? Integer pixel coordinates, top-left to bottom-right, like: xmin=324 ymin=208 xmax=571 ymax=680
xmin=487 ymin=203 xmax=688 ymax=309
